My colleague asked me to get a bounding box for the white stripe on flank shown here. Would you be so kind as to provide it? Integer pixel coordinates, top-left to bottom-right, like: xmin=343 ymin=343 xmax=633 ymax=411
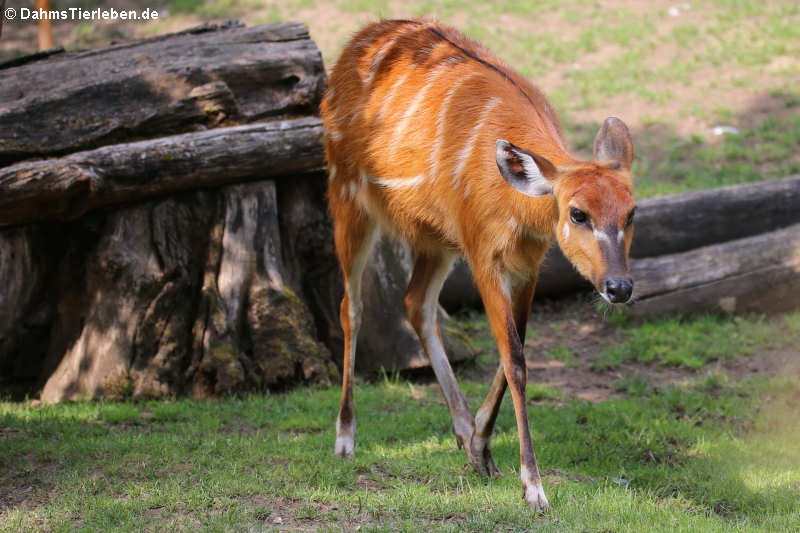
xmin=368 ymin=174 xmax=426 ymax=189
xmin=328 ymin=164 xmax=337 ymax=182
xmin=452 ymin=97 xmax=502 ymax=185
xmin=429 ymin=73 xmax=478 ymax=182
xmin=389 ymin=65 xmax=450 ymax=159
xmin=377 ymin=71 xmax=411 ymax=123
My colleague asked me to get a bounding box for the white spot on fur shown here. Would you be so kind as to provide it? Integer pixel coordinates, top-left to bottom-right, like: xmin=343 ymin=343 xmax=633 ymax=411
xmin=328 ymin=128 xmax=343 ymax=142
xmin=348 ymin=182 xmax=359 ymax=200
xmin=328 ymin=164 xmax=337 ymax=182
xmin=500 ymin=272 xmax=514 ymax=300
xmin=618 ymin=229 xmax=625 ymax=243
xmin=368 ymin=174 xmax=426 ymax=189
xmin=334 ymin=436 xmax=354 ymax=458
xmin=335 ymin=416 xmax=356 ymax=458
xmin=593 ymin=228 xmax=611 ymax=244
xmin=429 ymin=74 xmax=478 ymax=181
xmin=508 ymin=216 xmax=518 ymax=231
xmin=520 ymin=466 xmax=549 ymax=510
xmin=562 ymin=223 xmax=570 ymax=240
xmin=453 ymin=97 xmax=502 ymax=185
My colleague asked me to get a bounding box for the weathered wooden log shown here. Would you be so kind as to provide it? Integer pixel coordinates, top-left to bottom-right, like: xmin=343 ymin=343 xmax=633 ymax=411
xmin=631 ymin=175 xmax=800 ymax=258
xmin=0 ymin=118 xmax=324 ymax=227
xmin=440 ymin=176 xmax=800 ymax=310
xmin=0 ymin=20 xmax=325 ymax=166
xmin=630 ymin=223 xmax=800 ymax=316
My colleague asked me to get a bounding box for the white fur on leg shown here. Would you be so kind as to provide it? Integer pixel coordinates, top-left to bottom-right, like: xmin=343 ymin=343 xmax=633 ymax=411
xmin=334 ymin=417 xmax=355 ymax=459
xmin=520 ymin=465 xmax=550 ymax=511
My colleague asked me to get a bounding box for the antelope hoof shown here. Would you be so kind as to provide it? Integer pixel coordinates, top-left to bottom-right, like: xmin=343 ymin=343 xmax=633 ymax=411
xmin=459 ymin=435 xmax=489 ymax=476
xmin=334 ymin=436 xmax=354 ymax=459
xmin=469 ymin=435 xmax=501 ymax=477
xmin=522 ymin=482 xmax=550 ymax=512
xmin=484 ymin=448 xmax=502 ymax=478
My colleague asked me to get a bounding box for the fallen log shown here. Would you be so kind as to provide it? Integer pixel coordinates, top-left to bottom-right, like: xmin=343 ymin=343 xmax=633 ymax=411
xmin=0 ymin=20 xmax=325 ymax=166
xmin=440 ymin=176 xmax=800 ymax=310
xmin=0 ymin=117 xmax=324 ymax=227
xmin=630 ymin=223 xmax=800 ymax=316
xmin=631 ymin=175 xmax=800 ymax=258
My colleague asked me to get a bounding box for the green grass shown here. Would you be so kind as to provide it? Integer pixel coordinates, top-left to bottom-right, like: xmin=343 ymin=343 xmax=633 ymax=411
xmin=633 ymin=106 xmax=800 ymax=198
xmin=2 ymin=375 xmax=799 ymax=531
xmin=544 ymin=345 xmax=577 ymax=368
xmin=593 ymin=312 xmax=800 ymax=371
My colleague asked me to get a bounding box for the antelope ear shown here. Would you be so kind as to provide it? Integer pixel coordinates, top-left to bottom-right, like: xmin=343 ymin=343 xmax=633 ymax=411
xmin=496 ymin=139 xmax=557 ymax=197
xmin=593 ymin=117 xmax=633 ymax=171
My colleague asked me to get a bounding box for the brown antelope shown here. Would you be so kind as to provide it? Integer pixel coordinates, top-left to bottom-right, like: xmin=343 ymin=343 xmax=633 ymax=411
xmin=321 ymin=19 xmax=635 ymax=511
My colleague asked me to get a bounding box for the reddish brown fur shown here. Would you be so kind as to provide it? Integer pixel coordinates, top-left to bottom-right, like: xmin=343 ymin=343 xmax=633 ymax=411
xmin=322 ymin=19 xmax=633 ymax=290
xmin=34 ymin=0 xmax=54 ymax=51
xmin=322 ymin=18 xmax=636 ymax=510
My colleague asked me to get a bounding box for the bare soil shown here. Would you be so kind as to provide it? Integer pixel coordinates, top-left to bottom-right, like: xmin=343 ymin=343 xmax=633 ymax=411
xmin=451 ymin=293 xmax=800 ymax=403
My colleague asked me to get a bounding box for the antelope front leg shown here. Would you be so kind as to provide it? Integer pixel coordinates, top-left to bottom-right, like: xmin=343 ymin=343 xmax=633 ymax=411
xmin=472 ymin=275 xmax=537 ymax=477
xmin=477 ymin=275 xmax=548 ymax=511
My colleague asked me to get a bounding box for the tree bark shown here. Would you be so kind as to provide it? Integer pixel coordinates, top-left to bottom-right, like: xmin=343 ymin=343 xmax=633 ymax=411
xmin=35 ymin=180 xmax=337 ymax=403
xmin=0 ymin=118 xmax=324 ymax=227
xmin=0 ymin=20 xmax=325 ymax=166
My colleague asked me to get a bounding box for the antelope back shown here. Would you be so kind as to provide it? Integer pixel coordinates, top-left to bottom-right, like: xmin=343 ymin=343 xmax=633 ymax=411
xmin=322 ymin=19 xmax=635 ymax=295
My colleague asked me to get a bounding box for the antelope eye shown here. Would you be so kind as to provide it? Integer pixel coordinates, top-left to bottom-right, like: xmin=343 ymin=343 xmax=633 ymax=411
xmin=625 ymin=208 xmax=636 ymax=227
xmin=570 ymin=207 xmax=588 ymax=225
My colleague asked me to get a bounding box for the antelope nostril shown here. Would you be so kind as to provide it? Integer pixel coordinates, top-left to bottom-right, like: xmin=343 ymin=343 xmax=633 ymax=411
xmin=605 ymin=278 xmax=633 ymax=303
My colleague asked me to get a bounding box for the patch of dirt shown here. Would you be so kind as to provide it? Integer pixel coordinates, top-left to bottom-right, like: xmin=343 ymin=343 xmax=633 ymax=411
xmin=244 ymin=495 xmax=354 ymax=532
xmin=456 ymin=294 xmax=800 ymax=403
xmin=0 ymin=454 xmax=60 ymax=515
